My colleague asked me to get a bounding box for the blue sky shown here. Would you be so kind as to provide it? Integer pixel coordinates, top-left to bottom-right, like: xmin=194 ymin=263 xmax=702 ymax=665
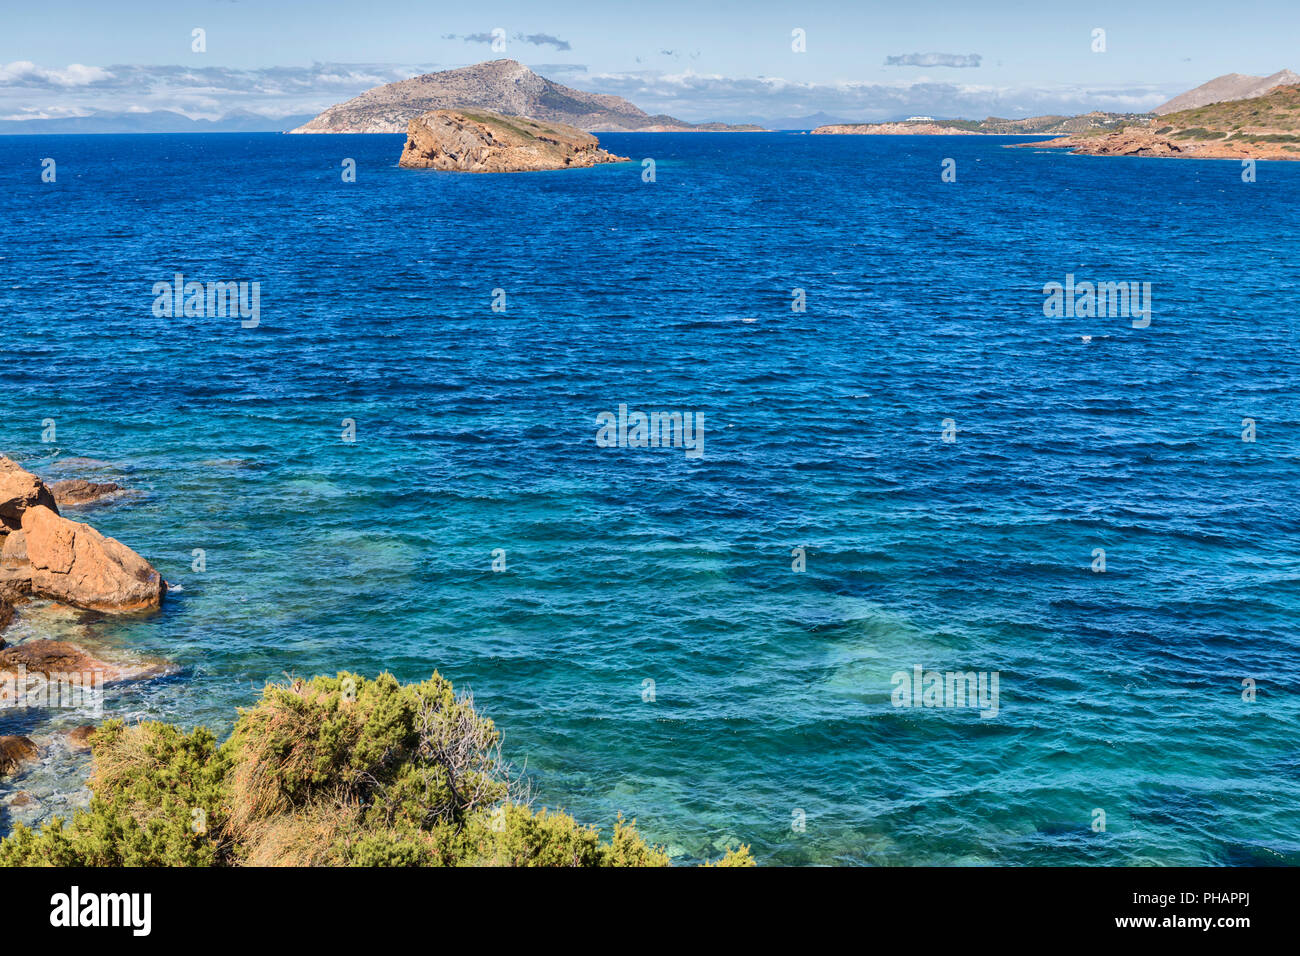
xmin=3 ymin=0 xmax=1298 ymax=124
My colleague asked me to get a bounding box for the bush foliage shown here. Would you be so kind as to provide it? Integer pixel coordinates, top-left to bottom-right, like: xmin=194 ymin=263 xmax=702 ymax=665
xmin=0 ymin=672 xmax=753 ymax=868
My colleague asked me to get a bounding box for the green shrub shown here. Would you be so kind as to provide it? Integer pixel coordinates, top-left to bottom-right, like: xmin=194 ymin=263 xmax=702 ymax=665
xmin=0 ymin=721 xmax=230 ymax=866
xmin=0 ymin=672 xmax=754 ymax=868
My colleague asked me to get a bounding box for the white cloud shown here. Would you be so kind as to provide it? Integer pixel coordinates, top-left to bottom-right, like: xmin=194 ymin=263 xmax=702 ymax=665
xmin=0 ymin=61 xmax=114 ymax=87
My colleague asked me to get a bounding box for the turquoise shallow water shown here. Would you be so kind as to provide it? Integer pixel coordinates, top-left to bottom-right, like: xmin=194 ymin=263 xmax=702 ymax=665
xmin=0 ymin=132 xmax=1298 ymax=864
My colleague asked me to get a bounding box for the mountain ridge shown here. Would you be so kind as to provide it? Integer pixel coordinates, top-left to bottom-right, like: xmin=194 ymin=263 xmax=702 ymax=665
xmin=0 ymin=109 xmax=316 ymax=134
xmin=289 ymin=59 xmax=764 ymax=133
xmin=1154 ymin=69 xmax=1300 ymax=114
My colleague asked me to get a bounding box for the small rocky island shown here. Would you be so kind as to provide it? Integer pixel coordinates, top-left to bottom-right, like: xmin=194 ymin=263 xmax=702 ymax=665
xmin=398 ymin=109 xmax=629 ymax=173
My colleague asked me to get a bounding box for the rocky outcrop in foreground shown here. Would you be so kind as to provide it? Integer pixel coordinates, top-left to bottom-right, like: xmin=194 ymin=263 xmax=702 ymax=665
xmin=0 ymin=457 xmax=57 ymax=531
xmin=21 ymin=506 xmax=164 ymax=611
xmin=399 ymin=109 xmax=629 ymax=172
xmin=0 ymin=457 xmax=164 ymax=618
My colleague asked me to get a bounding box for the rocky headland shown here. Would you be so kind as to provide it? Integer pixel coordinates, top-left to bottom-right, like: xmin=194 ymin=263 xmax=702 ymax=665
xmin=1026 ymin=83 xmax=1300 ymax=161
xmin=398 ymin=109 xmax=629 ymax=172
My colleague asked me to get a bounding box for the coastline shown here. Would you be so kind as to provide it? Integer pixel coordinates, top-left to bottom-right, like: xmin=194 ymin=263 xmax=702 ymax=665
xmin=1018 ymin=130 xmax=1300 ymax=161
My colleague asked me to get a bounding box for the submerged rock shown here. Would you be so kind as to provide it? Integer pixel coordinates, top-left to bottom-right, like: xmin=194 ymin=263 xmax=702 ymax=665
xmin=398 ymin=109 xmax=629 ymax=172
xmin=0 ymin=639 xmax=174 ymax=681
xmin=48 ymin=457 xmax=115 ymax=472
xmin=67 ymin=724 xmax=98 ymax=751
xmin=50 ymin=479 xmax=124 ymax=507
xmin=21 ymin=505 xmax=165 ymax=612
xmin=0 ymin=735 xmax=38 ymax=777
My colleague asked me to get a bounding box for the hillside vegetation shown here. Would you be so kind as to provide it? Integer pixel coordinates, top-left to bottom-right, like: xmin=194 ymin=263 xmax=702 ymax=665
xmin=1026 ymin=84 xmax=1300 ymax=159
xmin=1155 ymin=82 xmax=1300 ymax=148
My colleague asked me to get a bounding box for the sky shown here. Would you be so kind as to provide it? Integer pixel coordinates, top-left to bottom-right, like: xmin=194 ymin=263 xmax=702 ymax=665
xmin=2 ymin=0 xmax=1299 ymax=125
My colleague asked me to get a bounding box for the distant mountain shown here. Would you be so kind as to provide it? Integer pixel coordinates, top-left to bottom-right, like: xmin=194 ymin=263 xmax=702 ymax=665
xmin=767 ymin=112 xmax=860 ymax=130
xmin=1154 ymin=69 xmax=1300 ymax=115
xmin=0 ymin=110 xmax=316 ymax=134
xmin=289 ymin=59 xmax=763 ymax=133
xmin=813 ymin=111 xmax=1145 ymax=136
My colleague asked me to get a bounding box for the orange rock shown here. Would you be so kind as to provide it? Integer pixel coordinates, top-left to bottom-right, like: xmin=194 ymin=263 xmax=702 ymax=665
xmin=0 ymin=529 xmax=32 ymax=600
xmin=1035 ymin=127 xmax=1298 ymax=161
xmin=51 ymin=479 xmax=124 ymax=507
xmin=0 ymin=639 xmax=174 ymax=684
xmin=399 ymin=109 xmax=629 ymax=172
xmin=21 ymin=505 xmax=165 ymax=611
xmin=1073 ymin=129 xmax=1187 ymax=157
xmin=0 ymin=456 xmax=58 ymax=531
xmin=0 ymin=734 xmax=38 ymax=777
xmin=67 ymin=724 xmax=98 ymax=751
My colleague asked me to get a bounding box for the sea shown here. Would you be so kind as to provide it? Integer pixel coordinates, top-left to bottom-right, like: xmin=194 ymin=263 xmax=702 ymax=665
xmin=1 ymin=131 xmax=1297 ymax=865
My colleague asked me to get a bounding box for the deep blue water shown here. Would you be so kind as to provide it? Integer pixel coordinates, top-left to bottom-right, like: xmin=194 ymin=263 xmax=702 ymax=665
xmin=1 ymin=131 xmax=1297 ymax=865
